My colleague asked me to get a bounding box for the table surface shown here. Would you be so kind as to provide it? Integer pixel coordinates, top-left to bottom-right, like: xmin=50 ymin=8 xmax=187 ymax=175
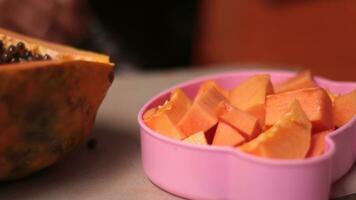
xmin=0 ymin=67 xmax=355 ymax=200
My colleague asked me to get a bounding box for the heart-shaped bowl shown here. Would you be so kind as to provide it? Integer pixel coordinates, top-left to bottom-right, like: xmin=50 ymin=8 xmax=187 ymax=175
xmin=138 ymin=70 xmax=356 ymax=200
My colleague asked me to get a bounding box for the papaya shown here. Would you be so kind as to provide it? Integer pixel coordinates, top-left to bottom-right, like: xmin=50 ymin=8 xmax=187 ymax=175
xmin=201 ymin=80 xmax=230 ymax=98
xmin=177 ymin=81 xmax=226 ymax=137
xmin=240 ymin=101 xmax=312 ymax=159
xmin=274 ymin=70 xmax=317 ymax=93
xmin=307 ymin=130 xmax=332 ymax=158
xmin=0 ymin=28 xmax=114 ymax=180
xmin=266 ymin=87 xmax=334 ymax=132
xmin=183 ymin=131 xmax=208 ymax=145
xmin=216 ymin=102 xmax=261 ymax=140
xmin=326 ymin=89 xmax=339 ymax=104
xmin=333 ymin=90 xmax=356 ymax=127
xmin=144 ymin=89 xmax=191 ymax=139
xmin=229 ymin=74 xmax=274 ymax=126
xmin=212 ymin=122 xmax=245 ymax=147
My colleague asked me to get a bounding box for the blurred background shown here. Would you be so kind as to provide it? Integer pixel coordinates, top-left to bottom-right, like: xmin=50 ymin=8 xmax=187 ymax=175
xmin=1 ymin=0 xmax=356 ymax=81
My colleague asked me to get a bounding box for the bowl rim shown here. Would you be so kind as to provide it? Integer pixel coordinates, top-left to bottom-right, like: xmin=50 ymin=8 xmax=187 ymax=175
xmin=138 ymin=69 xmax=356 ymax=167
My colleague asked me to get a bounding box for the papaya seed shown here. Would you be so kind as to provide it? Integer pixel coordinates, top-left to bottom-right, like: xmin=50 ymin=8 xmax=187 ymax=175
xmin=0 ymin=40 xmax=52 ymax=65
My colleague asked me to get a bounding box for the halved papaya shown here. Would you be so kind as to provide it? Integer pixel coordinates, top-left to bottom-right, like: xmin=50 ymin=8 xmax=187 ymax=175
xmin=0 ymin=28 xmax=114 ymax=180
xmin=240 ymin=101 xmax=312 ymax=159
xmin=266 ymin=87 xmax=334 ymax=132
xmin=144 ymin=89 xmax=191 ymax=139
xmin=274 ymin=70 xmax=317 ymax=93
xmin=333 ymin=90 xmax=356 ymax=127
xmin=177 ymin=81 xmax=226 ymax=136
xmin=229 ymin=74 xmax=274 ymax=126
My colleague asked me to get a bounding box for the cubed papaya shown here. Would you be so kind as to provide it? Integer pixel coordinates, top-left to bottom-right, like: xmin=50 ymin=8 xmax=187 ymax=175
xmin=266 ymin=87 xmax=334 ymax=132
xmin=183 ymin=131 xmax=208 ymax=145
xmin=326 ymin=89 xmax=339 ymax=104
xmin=274 ymin=70 xmax=317 ymax=93
xmin=240 ymin=101 xmax=312 ymax=159
xmin=216 ymin=102 xmax=261 ymax=140
xmin=229 ymin=74 xmax=273 ymax=126
xmin=333 ymin=90 xmax=356 ymax=127
xmin=307 ymin=130 xmax=332 ymax=158
xmin=177 ymin=82 xmax=226 ymax=136
xmin=202 ymin=80 xmax=230 ymax=98
xmin=144 ymin=88 xmax=192 ymax=139
xmin=212 ymin=122 xmax=246 ymax=147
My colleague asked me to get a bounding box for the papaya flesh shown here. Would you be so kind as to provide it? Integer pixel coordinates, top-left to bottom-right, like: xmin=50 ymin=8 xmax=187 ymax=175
xmin=0 ymin=28 xmax=114 ymax=180
xmin=183 ymin=131 xmax=208 ymax=145
xmin=266 ymin=87 xmax=334 ymax=133
xmin=177 ymin=81 xmax=226 ymax=137
xmin=216 ymin=102 xmax=261 ymax=141
xmin=212 ymin=122 xmax=246 ymax=147
xmin=144 ymin=89 xmax=191 ymax=139
xmin=307 ymin=130 xmax=332 ymax=158
xmin=333 ymin=90 xmax=356 ymax=127
xmin=240 ymin=101 xmax=312 ymax=159
xmin=274 ymin=70 xmax=317 ymax=93
xmin=202 ymin=80 xmax=230 ymax=98
xmin=229 ymin=74 xmax=274 ymax=126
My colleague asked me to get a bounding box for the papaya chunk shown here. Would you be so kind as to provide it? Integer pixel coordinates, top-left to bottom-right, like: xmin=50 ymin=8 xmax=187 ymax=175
xmin=307 ymin=130 xmax=332 ymax=158
xmin=240 ymin=101 xmax=312 ymax=159
xmin=274 ymin=70 xmax=317 ymax=93
xmin=326 ymin=89 xmax=339 ymax=104
xmin=212 ymin=122 xmax=246 ymax=147
xmin=229 ymin=74 xmax=273 ymax=126
xmin=201 ymin=80 xmax=230 ymax=98
xmin=216 ymin=102 xmax=261 ymax=140
xmin=183 ymin=131 xmax=208 ymax=145
xmin=145 ymin=114 xmax=186 ymax=140
xmin=144 ymin=89 xmax=192 ymax=139
xmin=266 ymin=87 xmax=334 ymax=132
xmin=333 ymin=90 xmax=356 ymax=127
xmin=177 ymin=82 xmax=226 ymax=136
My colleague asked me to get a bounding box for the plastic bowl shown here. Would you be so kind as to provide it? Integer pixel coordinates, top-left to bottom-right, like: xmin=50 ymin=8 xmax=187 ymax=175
xmin=138 ymin=70 xmax=356 ymax=200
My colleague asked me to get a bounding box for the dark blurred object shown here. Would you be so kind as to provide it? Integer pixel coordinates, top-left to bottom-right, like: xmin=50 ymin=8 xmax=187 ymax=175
xmin=0 ymin=0 xmax=92 ymax=44
xmin=332 ymin=193 xmax=356 ymax=200
xmin=88 ymin=1 xmax=198 ymax=69
xmin=196 ymin=0 xmax=356 ymax=81
xmin=87 ymin=138 xmax=98 ymax=150
xmin=0 ymin=0 xmax=198 ymax=70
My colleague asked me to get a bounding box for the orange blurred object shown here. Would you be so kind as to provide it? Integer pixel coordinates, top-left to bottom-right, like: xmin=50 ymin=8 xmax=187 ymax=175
xmin=196 ymin=0 xmax=356 ymax=81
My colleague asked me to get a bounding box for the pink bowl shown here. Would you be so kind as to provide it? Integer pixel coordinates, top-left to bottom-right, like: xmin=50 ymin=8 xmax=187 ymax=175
xmin=138 ymin=70 xmax=356 ymax=200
